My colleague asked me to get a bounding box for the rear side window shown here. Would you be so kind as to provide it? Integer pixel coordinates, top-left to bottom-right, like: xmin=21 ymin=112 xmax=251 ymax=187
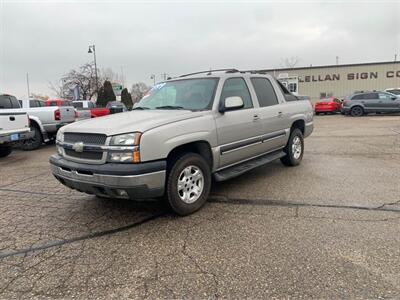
xmin=29 ymin=100 xmax=38 ymax=107
xmin=276 ymin=80 xmax=297 ymax=102
xmin=0 ymin=95 xmax=12 ymax=108
xmin=9 ymin=96 xmax=20 ymax=108
xmin=73 ymin=102 xmax=83 ymax=108
xmin=220 ymin=78 xmax=253 ymax=109
xmin=251 ymin=78 xmax=279 ymax=107
xmin=364 ymin=93 xmax=378 ymax=99
xmin=351 ymin=94 xmax=364 ymax=100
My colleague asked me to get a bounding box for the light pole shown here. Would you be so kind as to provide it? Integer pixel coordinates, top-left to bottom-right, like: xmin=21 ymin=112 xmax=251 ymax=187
xmin=150 ymin=74 xmax=156 ymax=86
xmin=88 ymin=45 xmax=99 ymax=96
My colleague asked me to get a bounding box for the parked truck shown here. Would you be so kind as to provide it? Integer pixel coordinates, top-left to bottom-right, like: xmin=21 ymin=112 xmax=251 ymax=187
xmin=19 ymin=99 xmax=75 ymax=150
xmin=50 ymin=70 xmax=314 ymax=215
xmin=0 ymin=94 xmax=32 ymax=157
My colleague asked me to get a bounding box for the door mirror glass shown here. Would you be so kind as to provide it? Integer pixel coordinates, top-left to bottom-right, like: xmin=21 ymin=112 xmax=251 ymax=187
xmin=222 ymin=96 xmax=244 ymax=112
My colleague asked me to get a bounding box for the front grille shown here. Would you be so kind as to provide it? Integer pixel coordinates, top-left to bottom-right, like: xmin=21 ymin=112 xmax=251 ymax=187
xmin=64 ymin=149 xmax=103 ymax=160
xmin=64 ymin=133 xmax=107 ymax=145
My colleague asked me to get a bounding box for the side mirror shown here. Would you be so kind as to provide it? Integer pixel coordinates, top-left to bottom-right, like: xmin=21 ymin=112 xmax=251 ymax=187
xmin=391 ymin=96 xmax=397 ymax=100
xmin=219 ymin=96 xmax=244 ymax=113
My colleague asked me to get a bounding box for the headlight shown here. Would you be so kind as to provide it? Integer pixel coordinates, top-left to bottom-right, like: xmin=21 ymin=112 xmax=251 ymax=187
xmin=110 ymin=132 xmax=141 ymax=145
xmin=56 ymin=131 xmax=64 ymax=143
xmin=108 ymin=132 xmax=142 ymax=163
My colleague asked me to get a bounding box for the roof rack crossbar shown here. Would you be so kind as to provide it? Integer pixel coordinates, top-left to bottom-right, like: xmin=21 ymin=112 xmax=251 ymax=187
xmin=179 ymin=68 xmax=239 ymax=78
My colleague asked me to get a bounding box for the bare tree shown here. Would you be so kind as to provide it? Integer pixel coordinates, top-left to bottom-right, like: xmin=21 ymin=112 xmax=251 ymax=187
xmin=49 ymin=62 xmax=100 ymax=100
xmin=280 ymin=57 xmax=300 ymax=69
xmin=30 ymin=93 xmax=49 ymax=101
xmin=130 ymin=82 xmax=150 ymax=103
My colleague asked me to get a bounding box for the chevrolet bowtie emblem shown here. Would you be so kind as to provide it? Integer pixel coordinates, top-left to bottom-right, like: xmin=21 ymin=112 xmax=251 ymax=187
xmin=72 ymin=142 xmax=84 ymax=153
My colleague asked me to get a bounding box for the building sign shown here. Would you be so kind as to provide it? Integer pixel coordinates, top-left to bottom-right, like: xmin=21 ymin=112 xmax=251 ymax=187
xmin=298 ymin=70 xmax=400 ymax=83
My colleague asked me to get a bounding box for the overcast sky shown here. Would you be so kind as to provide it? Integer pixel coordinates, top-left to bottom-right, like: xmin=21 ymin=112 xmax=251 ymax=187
xmin=1 ymin=0 xmax=399 ymax=99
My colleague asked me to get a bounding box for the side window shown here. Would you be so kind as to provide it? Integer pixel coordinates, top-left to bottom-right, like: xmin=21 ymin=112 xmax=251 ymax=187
xmin=10 ymin=96 xmax=21 ymax=108
xmin=277 ymin=80 xmax=297 ymax=102
xmin=0 ymin=95 xmax=12 ymax=108
xmin=220 ymin=78 xmax=253 ymax=109
xmin=29 ymin=100 xmax=38 ymax=107
xmin=378 ymin=93 xmax=391 ymax=100
xmin=352 ymin=94 xmax=364 ymax=100
xmin=89 ymin=102 xmax=95 ymax=109
xmin=364 ymin=93 xmax=378 ymax=100
xmin=50 ymin=102 xmax=57 ymax=106
xmin=251 ymin=78 xmax=279 ymax=107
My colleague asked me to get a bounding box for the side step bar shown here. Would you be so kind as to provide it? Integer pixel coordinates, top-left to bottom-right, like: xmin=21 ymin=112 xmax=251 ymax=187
xmin=213 ymin=150 xmax=286 ymax=182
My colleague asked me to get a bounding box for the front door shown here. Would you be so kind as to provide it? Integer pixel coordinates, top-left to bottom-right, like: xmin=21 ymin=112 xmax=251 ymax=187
xmin=378 ymin=92 xmax=400 ymax=112
xmin=215 ymin=77 xmax=264 ymax=168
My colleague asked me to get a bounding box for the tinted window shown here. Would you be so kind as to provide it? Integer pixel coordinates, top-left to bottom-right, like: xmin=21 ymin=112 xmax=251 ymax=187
xmin=73 ymin=102 xmax=83 ymax=108
xmin=220 ymin=78 xmax=253 ymax=109
xmin=0 ymin=95 xmax=12 ymax=108
xmin=9 ymin=96 xmax=20 ymax=108
xmin=364 ymin=93 xmax=378 ymax=100
xmin=251 ymin=78 xmax=279 ymax=107
xmin=88 ymin=102 xmax=95 ymax=108
xmin=352 ymin=94 xmax=364 ymax=100
xmin=277 ymin=80 xmax=297 ymax=102
xmin=29 ymin=100 xmax=38 ymax=107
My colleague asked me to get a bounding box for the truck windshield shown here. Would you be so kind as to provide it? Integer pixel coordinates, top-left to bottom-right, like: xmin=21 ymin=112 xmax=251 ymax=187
xmin=135 ymin=78 xmax=219 ymax=110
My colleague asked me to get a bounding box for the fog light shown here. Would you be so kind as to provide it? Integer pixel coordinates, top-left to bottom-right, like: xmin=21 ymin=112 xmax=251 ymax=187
xmin=116 ymin=189 xmax=128 ymax=197
xmin=57 ymin=146 xmax=63 ymax=156
xmin=109 ymin=152 xmax=133 ymax=162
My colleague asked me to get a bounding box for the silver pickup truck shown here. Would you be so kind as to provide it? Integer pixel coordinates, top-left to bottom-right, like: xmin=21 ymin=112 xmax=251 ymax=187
xmin=50 ymin=70 xmax=314 ymax=215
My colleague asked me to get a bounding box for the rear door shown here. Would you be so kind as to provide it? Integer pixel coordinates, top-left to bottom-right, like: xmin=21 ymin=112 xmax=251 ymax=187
xmin=250 ymin=77 xmax=287 ymax=152
xmin=362 ymin=93 xmax=380 ymax=112
xmin=215 ymin=77 xmax=264 ymax=168
xmin=0 ymin=95 xmax=28 ymax=135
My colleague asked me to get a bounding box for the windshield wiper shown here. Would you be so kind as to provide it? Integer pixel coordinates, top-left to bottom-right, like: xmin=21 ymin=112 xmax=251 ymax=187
xmin=155 ymin=105 xmax=185 ymax=110
xmin=132 ymin=106 xmax=150 ymax=110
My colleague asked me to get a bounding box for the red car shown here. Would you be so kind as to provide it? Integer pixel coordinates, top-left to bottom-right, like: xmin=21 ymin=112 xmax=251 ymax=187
xmin=314 ymin=97 xmax=342 ymax=115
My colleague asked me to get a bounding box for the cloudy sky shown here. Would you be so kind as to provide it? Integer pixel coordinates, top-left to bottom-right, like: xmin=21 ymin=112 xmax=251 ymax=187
xmin=1 ymin=0 xmax=399 ymax=99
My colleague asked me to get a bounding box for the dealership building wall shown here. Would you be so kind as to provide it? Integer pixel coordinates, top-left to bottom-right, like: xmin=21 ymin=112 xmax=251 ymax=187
xmin=256 ymin=61 xmax=400 ymax=102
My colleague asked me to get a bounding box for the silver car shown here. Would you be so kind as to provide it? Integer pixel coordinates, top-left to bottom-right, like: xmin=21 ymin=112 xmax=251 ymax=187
xmin=342 ymin=91 xmax=400 ymax=116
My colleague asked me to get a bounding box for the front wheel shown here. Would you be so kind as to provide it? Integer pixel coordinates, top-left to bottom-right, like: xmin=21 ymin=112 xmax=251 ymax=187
xmin=0 ymin=146 xmax=12 ymax=158
xmin=350 ymin=106 xmax=364 ymax=117
xmin=280 ymin=129 xmax=304 ymax=167
xmin=166 ymin=153 xmax=211 ymax=216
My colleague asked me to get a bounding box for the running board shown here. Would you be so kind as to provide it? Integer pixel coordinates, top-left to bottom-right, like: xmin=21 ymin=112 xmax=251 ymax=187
xmin=213 ymin=150 xmax=286 ymax=182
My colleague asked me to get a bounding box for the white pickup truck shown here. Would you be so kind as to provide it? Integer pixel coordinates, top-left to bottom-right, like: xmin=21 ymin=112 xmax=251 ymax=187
xmin=19 ymin=99 xmax=75 ymax=150
xmin=0 ymin=94 xmax=32 ymax=158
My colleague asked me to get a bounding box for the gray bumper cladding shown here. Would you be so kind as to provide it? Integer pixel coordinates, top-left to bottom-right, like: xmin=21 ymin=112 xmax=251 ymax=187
xmin=49 ymin=155 xmax=166 ymax=199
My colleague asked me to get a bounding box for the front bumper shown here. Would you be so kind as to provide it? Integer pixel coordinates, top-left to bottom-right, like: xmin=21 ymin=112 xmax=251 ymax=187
xmin=0 ymin=130 xmax=34 ymax=144
xmin=49 ymin=155 xmax=166 ymax=199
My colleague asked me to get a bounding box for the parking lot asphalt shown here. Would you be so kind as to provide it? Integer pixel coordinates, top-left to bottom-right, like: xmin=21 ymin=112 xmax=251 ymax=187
xmin=0 ymin=114 xmax=399 ymax=299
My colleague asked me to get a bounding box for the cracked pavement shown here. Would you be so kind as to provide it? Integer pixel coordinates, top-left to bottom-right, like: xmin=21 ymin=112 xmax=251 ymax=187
xmin=0 ymin=115 xmax=399 ymax=299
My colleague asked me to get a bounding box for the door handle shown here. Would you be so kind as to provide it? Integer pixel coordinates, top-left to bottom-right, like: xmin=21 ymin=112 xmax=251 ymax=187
xmin=277 ymin=112 xmax=283 ymax=118
xmin=9 ymin=116 xmax=15 ymax=121
xmin=253 ymin=114 xmax=260 ymax=121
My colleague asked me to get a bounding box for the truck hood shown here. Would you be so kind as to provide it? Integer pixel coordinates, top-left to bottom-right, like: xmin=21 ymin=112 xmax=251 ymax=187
xmin=60 ymin=110 xmax=205 ymax=136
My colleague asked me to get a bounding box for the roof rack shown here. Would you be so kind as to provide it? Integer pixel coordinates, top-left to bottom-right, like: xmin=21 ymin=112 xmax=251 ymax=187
xmin=179 ymin=68 xmax=239 ymax=78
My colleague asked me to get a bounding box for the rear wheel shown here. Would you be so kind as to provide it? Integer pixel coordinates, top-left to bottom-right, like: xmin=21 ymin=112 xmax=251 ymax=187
xmin=20 ymin=126 xmax=42 ymax=150
xmin=166 ymin=153 xmax=211 ymax=216
xmin=280 ymin=128 xmax=304 ymax=167
xmin=350 ymin=106 xmax=364 ymax=117
xmin=0 ymin=145 xmax=12 ymax=158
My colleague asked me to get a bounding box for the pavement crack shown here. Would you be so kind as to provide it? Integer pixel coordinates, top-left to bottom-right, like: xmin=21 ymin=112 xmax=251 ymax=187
xmin=0 ymin=212 xmax=165 ymax=259
xmin=209 ymin=195 xmax=400 ymax=213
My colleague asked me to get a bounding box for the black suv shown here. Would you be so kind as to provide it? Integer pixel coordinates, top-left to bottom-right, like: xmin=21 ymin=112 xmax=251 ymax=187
xmin=342 ymin=92 xmax=400 ymax=116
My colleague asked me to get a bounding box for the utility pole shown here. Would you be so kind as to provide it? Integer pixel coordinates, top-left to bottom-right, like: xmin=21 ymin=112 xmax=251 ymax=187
xmin=336 ymin=56 xmax=339 ymax=65
xmin=150 ymin=74 xmax=156 ymax=85
xmin=26 ymin=73 xmax=30 ymax=99
xmin=395 ymin=54 xmax=397 ymax=62
xmin=88 ymin=45 xmax=99 ymax=95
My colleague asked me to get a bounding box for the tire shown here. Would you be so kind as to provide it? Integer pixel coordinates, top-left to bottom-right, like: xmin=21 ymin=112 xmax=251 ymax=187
xmin=280 ymin=128 xmax=304 ymax=167
xmin=166 ymin=153 xmax=211 ymax=216
xmin=0 ymin=146 xmax=12 ymax=158
xmin=20 ymin=126 xmax=42 ymax=150
xmin=350 ymin=106 xmax=364 ymax=117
